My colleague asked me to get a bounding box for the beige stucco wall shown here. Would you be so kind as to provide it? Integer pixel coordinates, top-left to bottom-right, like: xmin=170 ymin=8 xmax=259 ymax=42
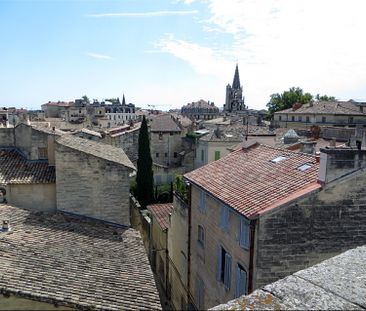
xmin=7 ymin=183 xmax=56 ymax=212
xmin=168 ymin=194 xmax=189 ymax=310
xmin=189 ymin=185 xmax=250 ymax=309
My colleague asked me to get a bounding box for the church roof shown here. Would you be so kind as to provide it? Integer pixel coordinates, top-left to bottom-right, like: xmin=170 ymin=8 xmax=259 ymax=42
xmin=232 ymin=64 xmax=241 ymax=89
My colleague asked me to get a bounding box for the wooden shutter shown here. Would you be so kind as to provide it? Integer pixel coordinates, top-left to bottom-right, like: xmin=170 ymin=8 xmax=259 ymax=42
xmin=239 ymin=218 xmax=250 ymax=249
xmin=224 ymin=252 xmax=232 ymax=290
xmin=235 ymin=265 xmax=248 ymax=297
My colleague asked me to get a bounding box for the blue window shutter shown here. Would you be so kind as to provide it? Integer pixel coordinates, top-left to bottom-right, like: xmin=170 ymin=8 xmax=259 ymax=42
xmin=199 ymin=191 xmax=206 ymax=211
xmin=224 ymin=253 xmax=232 ymax=290
xmin=235 ymin=266 xmax=241 ymax=298
xmin=220 ymin=205 xmax=229 ymax=231
xmin=240 ymin=219 xmax=250 ymax=249
xmin=216 ymin=246 xmax=222 ymax=281
xmin=240 ymin=269 xmax=247 ymax=296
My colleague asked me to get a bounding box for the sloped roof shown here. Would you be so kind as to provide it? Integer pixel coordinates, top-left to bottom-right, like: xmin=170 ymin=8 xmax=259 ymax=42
xmin=147 ymin=203 xmax=174 ymax=230
xmin=184 ymin=144 xmax=320 ymax=218
xmin=150 ymin=114 xmax=181 ymax=132
xmin=0 ymin=149 xmax=55 ymax=184
xmin=284 ymin=129 xmax=299 ymax=138
xmin=56 ymin=135 xmax=135 ymax=170
xmin=276 ymin=101 xmax=366 ymax=115
xmin=0 ymin=204 xmax=161 ymax=310
xmin=211 ymin=245 xmax=366 ymax=310
xmin=199 ymin=129 xmax=242 ymax=142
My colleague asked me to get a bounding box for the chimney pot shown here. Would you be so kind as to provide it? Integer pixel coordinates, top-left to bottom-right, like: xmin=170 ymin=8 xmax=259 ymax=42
xmin=2 ymin=220 xmax=10 ymax=231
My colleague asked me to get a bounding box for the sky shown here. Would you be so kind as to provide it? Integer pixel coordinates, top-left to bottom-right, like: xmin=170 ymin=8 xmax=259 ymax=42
xmin=1 ymin=0 xmax=366 ymax=111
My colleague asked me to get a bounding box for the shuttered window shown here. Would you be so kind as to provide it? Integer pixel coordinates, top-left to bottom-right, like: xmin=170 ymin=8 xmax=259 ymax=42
xmin=195 ymin=276 xmax=205 ymax=310
xmin=216 ymin=246 xmax=232 ymax=291
xmin=239 ymin=218 xmax=250 ymax=249
xmin=235 ymin=264 xmax=248 ymax=298
xmin=220 ymin=205 xmax=229 ymax=231
xmin=199 ymin=190 xmax=206 ymax=212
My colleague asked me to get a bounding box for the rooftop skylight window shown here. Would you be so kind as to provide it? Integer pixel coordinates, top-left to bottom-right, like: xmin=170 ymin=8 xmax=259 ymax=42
xmin=297 ymin=163 xmax=312 ymax=171
xmin=271 ymin=156 xmax=287 ymax=163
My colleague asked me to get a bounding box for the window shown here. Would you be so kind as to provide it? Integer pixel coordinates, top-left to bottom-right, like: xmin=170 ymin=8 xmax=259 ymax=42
xmin=216 ymin=246 xmax=232 ymax=290
xmin=201 ymin=149 xmax=205 ymax=162
xmin=298 ymin=116 xmax=302 ymax=122
xmin=174 ymin=152 xmax=178 ymax=158
xmin=198 ymin=225 xmax=205 ymax=247
xmin=306 ymin=116 xmax=310 ymax=123
xmin=239 ymin=218 xmax=250 ymax=249
xmin=291 ymin=116 xmax=295 ymax=121
xmin=235 ymin=264 xmax=248 ymax=298
xmin=195 ymin=277 xmax=205 ymax=310
xmin=199 ymin=190 xmax=206 ymax=212
xmin=165 ymin=152 xmax=168 ymax=158
xmin=297 ymin=163 xmax=312 ymax=171
xmin=156 ymin=152 xmax=159 ymax=158
xmin=271 ymin=156 xmax=287 ymax=163
xmin=38 ymin=147 xmax=47 ymax=159
xmin=279 ymin=115 xmax=282 ymax=121
xmin=214 ymin=150 xmax=221 ymax=161
xmin=170 ymin=132 xmax=174 ymax=136
xmin=322 ymin=116 xmax=326 ymax=123
xmin=349 ymin=117 xmax=354 ymax=124
xmin=220 ymin=205 xmax=229 ymax=231
xmin=159 ymin=132 xmax=163 ymax=140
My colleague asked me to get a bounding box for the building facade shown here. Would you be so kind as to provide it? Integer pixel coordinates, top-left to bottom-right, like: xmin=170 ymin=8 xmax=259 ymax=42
xmin=181 ymin=100 xmax=219 ymax=120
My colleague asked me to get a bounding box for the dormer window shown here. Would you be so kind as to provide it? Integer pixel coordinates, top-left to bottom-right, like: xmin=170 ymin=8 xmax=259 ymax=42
xmin=271 ymin=156 xmax=287 ymax=163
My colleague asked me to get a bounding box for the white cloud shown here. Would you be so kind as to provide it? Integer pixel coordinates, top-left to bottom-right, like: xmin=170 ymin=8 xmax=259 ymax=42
xmin=87 ymin=10 xmax=198 ymax=18
xmin=87 ymin=53 xmax=113 ymax=60
xmin=158 ymin=0 xmax=366 ymax=109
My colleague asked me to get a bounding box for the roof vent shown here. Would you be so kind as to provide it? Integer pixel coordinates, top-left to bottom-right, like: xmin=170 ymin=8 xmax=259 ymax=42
xmin=271 ymin=156 xmax=287 ymax=163
xmin=1 ymin=220 xmax=10 ymax=232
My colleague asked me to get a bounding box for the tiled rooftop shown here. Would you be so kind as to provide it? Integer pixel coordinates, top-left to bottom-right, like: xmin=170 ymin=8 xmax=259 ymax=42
xmin=150 ymin=114 xmax=181 ymax=132
xmin=0 ymin=204 xmax=162 ymax=310
xmin=210 ymin=245 xmax=366 ymax=310
xmin=56 ymin=135 xmax=135 ymax=170
xmin=184 ymin=144 xmax=320 ymax=218
xmin=276 ymin=101 xmax=366 ymax=115
xmin=0 ymin=149 xmax=55 ymax=184
xmin=147 ymin=203 xmax=174 ymax=230
xmin=199 ymin=128 xmax=243 ymax=142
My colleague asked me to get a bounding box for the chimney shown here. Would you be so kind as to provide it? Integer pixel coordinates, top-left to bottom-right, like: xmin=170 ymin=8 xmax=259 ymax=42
xmin=2 ymin=220 xmax=10 ymax=232
xmin=301 ymin=140 xmax=316 ymax=154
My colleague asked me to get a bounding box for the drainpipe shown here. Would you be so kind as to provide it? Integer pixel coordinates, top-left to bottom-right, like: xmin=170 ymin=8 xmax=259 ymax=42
xmin=248 ymin=218 xmax=257 ymax=293
xmin=165 ymin=228 xmax=169 ymax=300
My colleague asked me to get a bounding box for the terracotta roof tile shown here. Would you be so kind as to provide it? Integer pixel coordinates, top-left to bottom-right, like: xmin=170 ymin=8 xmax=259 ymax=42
xmin=0 ymin=149 xmax=55 ymax=184
xmin=56 ymin=135 xmax=135 ymax=170
xmin=147 ymin=203 xmax=174 ymax=230
xmin=0 ymin=205 xmax=161 ymax=310
xmin=150 ymin=114 xmax=181 ymax=132
xmin=184 ymin=144 xmax=321 ymax=218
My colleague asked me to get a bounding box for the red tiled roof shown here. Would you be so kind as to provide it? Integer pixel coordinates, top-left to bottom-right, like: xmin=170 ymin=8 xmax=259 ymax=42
xmin=147 ymin=203 xmax=174 ymax=230
xmin=0 ymin=149 xmax=55 ymax=184
xmin=184 ymin=144 xmax=321 ymax=218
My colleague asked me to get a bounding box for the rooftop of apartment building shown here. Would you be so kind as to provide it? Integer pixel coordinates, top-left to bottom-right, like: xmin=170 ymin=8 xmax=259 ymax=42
xmin=276 ymin=100 xmax=366 ymax=115
xmin=147 ymin=203 xmax=174 ymax=231
xmin=0 ymin=204 xmax=162 ymax=310
xmin=0 ymin=149 xmax=55 ymax=185
xmin=211 ymin=244 xmax=366 ymax=310
xmin=185 ymin=143 xmax=320 ymax=218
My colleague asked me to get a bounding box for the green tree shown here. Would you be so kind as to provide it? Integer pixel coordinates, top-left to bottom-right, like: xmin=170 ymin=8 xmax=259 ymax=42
xmin=136 ymin=116 xmax=154 ymax=208
xmin=315 ymin=94 xmax=336 ymax=101
xmin=81 ymin=95 xmax=90 ymax=105
xmin=266 ymin=87 xmax=313 ymax=120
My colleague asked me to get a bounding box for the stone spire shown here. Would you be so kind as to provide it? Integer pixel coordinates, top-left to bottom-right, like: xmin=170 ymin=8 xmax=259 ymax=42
xmin=232 ymin=64 xmax=241 ymax=89
xmin=122 ymin=94 xmax=126 ymax=106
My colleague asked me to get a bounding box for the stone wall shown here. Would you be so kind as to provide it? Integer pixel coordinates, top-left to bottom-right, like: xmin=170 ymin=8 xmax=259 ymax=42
xmin=150 ymin=132 xmax=182 ymax=167
xmin=254 ymin=169 xmax=366 ymax=289
xmin=14 ymin=124 xmax=48 ymax=160
xmin=55 ymin=143 xmax=131 ymax=226
xmin=0 ymin=128 xmax=14 ymax=147
xmin=7 ymin=183 xmax=56 ymax=212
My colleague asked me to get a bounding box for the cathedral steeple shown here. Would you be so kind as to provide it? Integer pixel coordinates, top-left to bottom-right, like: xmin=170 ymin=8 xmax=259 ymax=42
xmin=122 ymin=94 xmax=126 ymax=106
xmin=232 ymin=64 xmax=241 ymax=89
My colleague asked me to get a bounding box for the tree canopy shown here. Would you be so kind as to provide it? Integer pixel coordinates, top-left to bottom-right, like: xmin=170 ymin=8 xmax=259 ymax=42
xmin=266 ymin=87 xmax=336 ymax=119
xmin=81 ymin=95 xmax=90 ymax=105
xmin=136 ymin=116 xmax=154 ymax=209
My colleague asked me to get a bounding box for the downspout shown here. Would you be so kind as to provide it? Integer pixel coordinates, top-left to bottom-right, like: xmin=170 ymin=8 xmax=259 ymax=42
xmin=186 ymin=183 xmax=192 ymax=305
xmin=248 ymin=218 xmax=257 ymax=293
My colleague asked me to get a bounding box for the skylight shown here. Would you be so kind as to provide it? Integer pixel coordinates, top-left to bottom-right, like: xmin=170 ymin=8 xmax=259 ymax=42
xmin=297 ymin=163 xmax=312 ymax=171
xmin=271 ymin=156 xmax=287 ymax=163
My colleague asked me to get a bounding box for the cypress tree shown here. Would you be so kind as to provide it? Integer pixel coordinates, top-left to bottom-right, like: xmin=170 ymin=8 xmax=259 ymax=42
xmin=136 ymin=115 xmax=154 ymax=208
